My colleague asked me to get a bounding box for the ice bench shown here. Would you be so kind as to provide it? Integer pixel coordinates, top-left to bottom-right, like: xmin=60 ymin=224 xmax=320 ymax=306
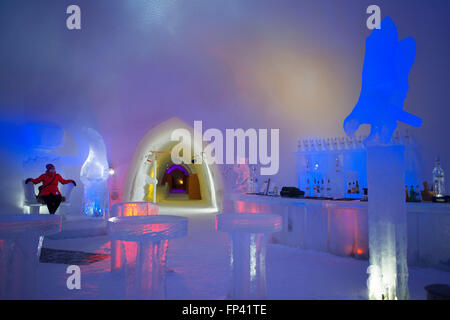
xmin=23 ymin=180 xmax=74 ymax=216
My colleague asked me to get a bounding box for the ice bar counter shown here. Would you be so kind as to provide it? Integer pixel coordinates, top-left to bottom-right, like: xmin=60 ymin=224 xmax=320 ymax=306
xmin=228 ymin=194 xmax=450 ymax=272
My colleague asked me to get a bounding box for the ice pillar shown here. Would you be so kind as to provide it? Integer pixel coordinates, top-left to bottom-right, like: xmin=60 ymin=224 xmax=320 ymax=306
xmin=366 ymin=145 xmax=409 ymax=300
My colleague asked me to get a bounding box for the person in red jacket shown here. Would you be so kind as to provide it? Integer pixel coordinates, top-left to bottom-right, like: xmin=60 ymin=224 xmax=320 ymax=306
xmin=25 ymin=164 xmax=76 ymax=214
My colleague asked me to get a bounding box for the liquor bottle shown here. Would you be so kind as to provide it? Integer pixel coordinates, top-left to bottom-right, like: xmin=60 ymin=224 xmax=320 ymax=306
xmin=355 ymin=181 xmax=360 ymax=194
xmin=326 ymin=178 xmax=332 ymax=198
xmin=432 ymin=156 xmax=445 ymax=198
xmin=415 ymin=185 xmax=422 ymax=201
xmin=306 ymin=178 xmax=311 ymax=197
xmin=333 ymin=157 xmax=342 ymax=199
xmin=352 ymin=182 xmax=356 ymax=194
xmin=409 ymin=185 xmax=415 ymax=201
xmin=347 ymin=182 xmax=352 ymax=194
xmin=327 ymin=138 xmax=333 ymax=151
xmin=405 ymin=185 xmax=410 ymax=202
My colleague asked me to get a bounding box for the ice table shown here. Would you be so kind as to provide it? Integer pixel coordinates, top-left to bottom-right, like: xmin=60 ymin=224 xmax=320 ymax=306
xmin=107 ymin=215 xmax=187 ymax=299
xmin=109 ymin=202 xmax=159 ymax=272
xmin=0 ymin=214 xmax=62 ymax=299
xmin=216 ymin=213 xmax=282 ymax=300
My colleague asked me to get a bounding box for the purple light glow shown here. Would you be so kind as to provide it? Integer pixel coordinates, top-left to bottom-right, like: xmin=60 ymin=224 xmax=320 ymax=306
xmin=170 ymin=189 xmax=187 ymax=193
xmin=166 ymin=164 xmax=189 ymax=175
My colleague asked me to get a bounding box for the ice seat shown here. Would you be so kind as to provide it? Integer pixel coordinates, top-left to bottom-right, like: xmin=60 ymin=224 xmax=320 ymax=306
xmin=216 ymin=213 xmax=282 ymax=300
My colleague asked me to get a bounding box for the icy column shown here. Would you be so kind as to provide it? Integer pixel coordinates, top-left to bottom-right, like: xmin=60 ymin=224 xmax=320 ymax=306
xmin=216 ymin=213 xmax=282 ymax=300
xmin=80 ymin=128 xmax=110 ymax=217
xmin=0 ymin=214 xmax=61 ymax=299
xmin=366 ymin=145 xmax=408 ymax=300
xmin=107 ymin=215 xmax=187 ymax=299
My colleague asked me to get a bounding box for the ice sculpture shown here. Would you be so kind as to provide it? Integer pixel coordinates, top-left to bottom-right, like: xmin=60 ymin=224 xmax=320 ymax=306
xmin=216 ymin=213 xmax=282 ymax=300
xmin=80 ymin=128 xmax=110 ymax=217
xmin=344 ymin=17 xmax=421 ymax=145
xmin=344 ymin=17 xmax=421 ymax=300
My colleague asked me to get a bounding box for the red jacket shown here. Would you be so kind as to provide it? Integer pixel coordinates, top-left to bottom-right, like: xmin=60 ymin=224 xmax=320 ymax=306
xmin=29 ymin=173 xmax=74 ymax=196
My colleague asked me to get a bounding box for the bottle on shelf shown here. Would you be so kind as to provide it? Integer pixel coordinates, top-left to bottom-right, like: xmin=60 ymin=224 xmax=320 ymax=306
xmin=313 ymin=178 xmax=317 ymax=197
xmin=355 ymin=180 xmax=360 ymax=194
xmin=415 ymin=185 xmax=422 ymax=201
xmin=409 ymin=185 xmax=415 ymax=202
xmin=306 ymin=178 xmax=311 ymax=197
xmin=326 ymin=178 xmax=332 ymax=198
xmin=334 ymin=156 xmax=345 ymax=199
xmin=432 ymin=156 xmax=445 ymax=198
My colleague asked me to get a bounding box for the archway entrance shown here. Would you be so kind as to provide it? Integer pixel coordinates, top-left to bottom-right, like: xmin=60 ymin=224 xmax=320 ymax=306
xmin=123 ymin=118 xmax=223 ymax=214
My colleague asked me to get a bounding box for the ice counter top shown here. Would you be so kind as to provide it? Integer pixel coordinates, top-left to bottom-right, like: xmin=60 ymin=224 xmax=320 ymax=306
xmin=227 ymin=193 xmax=450 ymax=214
xmin=225 ymin=193 xmax=450 ymax=272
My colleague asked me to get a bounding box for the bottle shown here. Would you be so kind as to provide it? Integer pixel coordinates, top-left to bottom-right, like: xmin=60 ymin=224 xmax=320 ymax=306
xmin=334 ymin=156 xmax=344 ymax=199
xmin=362 ymin=188 xmax=368 ymax=201
xmin=306 ymin=178 xmax=311 ymax=197
xmin=352 ymin=182 xmax=356 ymax=194
xmin=355 ymin=181 xmax=360 ymax=194
xmin=326 ymin=178 xmax=332 ymax=198
xmin=432 ymin=156 xmax=445 ymax=198
xmin=347 ymin=182 xmax=352 ymax=194
xmin=410 ymin=186 xmax=415 ymax=201
xmin=405 ymin=185 xmax=410 ymax=202
xmin=415 ymin=185 xmax=422 ymax=201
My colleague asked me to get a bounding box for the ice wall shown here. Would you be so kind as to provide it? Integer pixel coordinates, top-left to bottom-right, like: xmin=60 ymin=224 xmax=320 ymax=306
xmin=0 ymin=120 xmax=88 ymax=215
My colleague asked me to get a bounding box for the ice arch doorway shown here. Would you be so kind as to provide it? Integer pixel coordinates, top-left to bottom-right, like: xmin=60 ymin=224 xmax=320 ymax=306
xmin=123 ymin=118 xmax=223 ymax=214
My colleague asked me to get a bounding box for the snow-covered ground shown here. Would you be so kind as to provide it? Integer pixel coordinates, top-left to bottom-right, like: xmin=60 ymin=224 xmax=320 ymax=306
xmin=37 ymin=214 xmax=449 ymax=300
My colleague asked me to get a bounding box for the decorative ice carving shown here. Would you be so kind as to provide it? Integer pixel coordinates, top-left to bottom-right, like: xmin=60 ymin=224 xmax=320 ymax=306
xmin=344 ymin=17 xmax=422 ymax=145
xmin=345 ymin=17 xmax=419 ymax=300
xmin=80 ymin=128 xmax=110 ymax=217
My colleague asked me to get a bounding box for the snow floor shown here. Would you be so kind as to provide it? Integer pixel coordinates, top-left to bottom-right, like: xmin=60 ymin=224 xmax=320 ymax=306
xmin=37 ymin=214 xmax=450 ymax=300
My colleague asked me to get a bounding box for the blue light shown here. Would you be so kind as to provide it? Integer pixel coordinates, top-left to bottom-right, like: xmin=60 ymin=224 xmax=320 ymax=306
xmin=344 ymin=17 xmax=422 ymax=145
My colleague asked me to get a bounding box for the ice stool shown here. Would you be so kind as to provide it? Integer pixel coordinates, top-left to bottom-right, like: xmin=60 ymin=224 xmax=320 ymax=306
xmin=0 ymin=214 xmax=62 ymax=299
xmin=109 ymin=202 xmax=159 ymax=273
xmin=107 ymin=215 xmax=188 ymax=299
xmin=216 ymin=213 xmax=282 ymax=300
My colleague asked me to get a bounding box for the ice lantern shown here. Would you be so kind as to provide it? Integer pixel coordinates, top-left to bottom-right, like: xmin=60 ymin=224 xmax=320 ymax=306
xmin=343 ymin=17 xmax=422 ymax=300
xmin=80 ymin=128 xmax=110 ymax=217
